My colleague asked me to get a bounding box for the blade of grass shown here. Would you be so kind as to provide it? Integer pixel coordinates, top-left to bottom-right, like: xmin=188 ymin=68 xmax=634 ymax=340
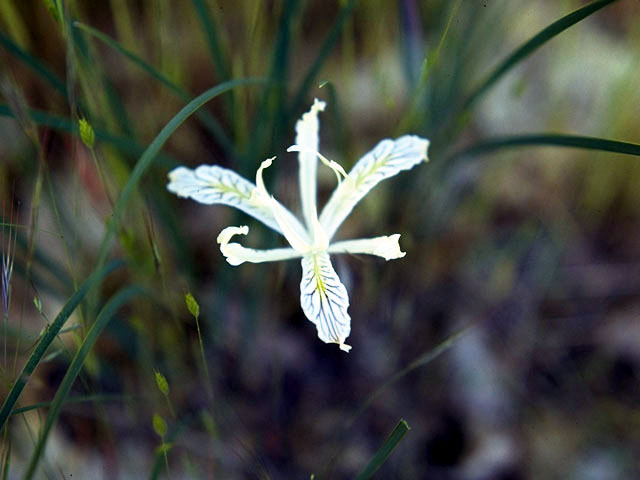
xmin=396 ymin=0 xmax=462 ymax=134
xmin=93 ymin=77 xmax=266 ymax=273
xmin=0 ymin=30 xmax=67 ymax=98
xmin=10 ymin=394 xmax=137 ymax=416
xmin=322 ymin=325 xmax=473 ymax=478
xmin=354 ymin=419 xmax=411 ymax=480
xmin=352 ymin=324 xmax=473 ymax=429
xmin=24 ymin=285 xmax=145 ymax=480
xmin=189 ymin=0 xmax=230 ymax=81
xmin=250 ymin=0 xmax=300 ymax=162
xmin=0 ymin=259 xmax=124 ymax=433
xmin=0 ymin=103 xmax=179 ymax=165
xmin=1 ymin=436 xmax=10 ymax=480
xmin=73 ymin=21 xmax=235 ymax=155
xmin=450 ymin=134 xmax=640 ymax=160
xmin=290 ymin=0 xmax=358 ymax=116
xmin=462 ymin=0 xmax=621 ymax=112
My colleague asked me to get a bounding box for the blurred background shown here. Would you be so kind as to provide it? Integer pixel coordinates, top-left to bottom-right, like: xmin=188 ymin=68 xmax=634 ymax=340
xmin=1 ymin=0 xmax=640 ymax=478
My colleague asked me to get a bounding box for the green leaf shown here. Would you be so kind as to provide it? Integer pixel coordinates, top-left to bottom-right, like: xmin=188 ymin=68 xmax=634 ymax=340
xmin=462 ymin=0 xmax=621 ymax=111
xmin=23 ymin=285 xmax=145 ymax=480
xmin=93 ymin=77 xmax=266 ymax=276
xmin=0 ymin=259 xmax=124 ymax=434
xmin=451 ymin=134 xmax=640 ymax=160
xmin=184 ymin=292 xmax=200 ymax=319
xmin=354 ymin=420 xmax=411 ymax=480
xmin=189 ymin=0 xmax=230 ymax=81
xmin=9 ymin=394 xmax=136 ymax=416
xmin=72 ymin=21 xmax=235 ymax=154
xmin=291 ymin=0 xmax=358 ymax=115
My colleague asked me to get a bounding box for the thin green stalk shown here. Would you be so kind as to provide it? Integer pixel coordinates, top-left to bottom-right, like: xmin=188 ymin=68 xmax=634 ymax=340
xmin=24 ymin=285 xmax=146 ymax=480
xmin=351 ymin=324 xmax=473 ymax=430
xmin=10 ymin=394 xmax=137 ymax=416
xmin=354 ymin=419 xmax=411 ymax=480
xmin=0 ymin=259 xmax=124 ymax=433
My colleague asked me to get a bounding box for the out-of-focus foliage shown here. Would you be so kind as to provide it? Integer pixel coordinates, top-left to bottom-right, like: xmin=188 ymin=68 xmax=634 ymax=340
xmin=1 ymin=0 xmax=640 ymax=478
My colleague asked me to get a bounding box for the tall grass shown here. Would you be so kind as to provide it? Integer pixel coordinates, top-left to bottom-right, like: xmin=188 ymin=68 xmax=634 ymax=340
xmin=1 ymin=0 xmax=638 ymax=477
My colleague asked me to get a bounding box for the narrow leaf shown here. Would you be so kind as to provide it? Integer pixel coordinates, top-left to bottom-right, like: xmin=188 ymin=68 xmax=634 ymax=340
xmin=463 ymin=0 xmax=621 ymax=111
xmin=451 ymin=134 xmax=640 ymax=160
xmin=291 ymin=0 xmax=358 ymax=115
xmin=73 ymin=21 xmax=234 ymax=154
xmin=92 ymin=77 xmax=266 ymax=272
xmin=354 ymin=419 xmax=411 ymax=480
xmin=24 ymin=285 xmax=145 ymax=480
xmin=0 ymin=260 xmax=124 ymax=433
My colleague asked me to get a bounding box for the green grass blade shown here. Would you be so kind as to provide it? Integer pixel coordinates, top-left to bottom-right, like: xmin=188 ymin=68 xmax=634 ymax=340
xmin=94 ymin=77 xmax=266 ymax=271
xmin=10 ymin=394 xmax=136 ymax=416
xmin=354 ymin=419 xmax=411 ymax=480
xmin=0 ymin=30 xmax=67 ymax=98
xmin=451 ymin=134 xmax=640 ymax=160
xmin=290 ymin=0 xmax=358 ymax=116
xmin=351 ymin=325 xmax=472 ymax=431
xmin=189 ymin=0 xmax=230 ymax=81
xmin=0 ymin=103 xmax=179 ymax=164
xmin=462 ymin=0 xmax=621 ymax=111
xmin=73 ymin=21 xmax=235 ymax=154
xmin=253 ymin=0 xmax=300 ymax=158
xmin=24 ymin=285 xmax=145 ymax=480
xmin=0 ymin=259 xmax=124 ymax=433
xmin=73 ymin=22 xmax=185 ymax=97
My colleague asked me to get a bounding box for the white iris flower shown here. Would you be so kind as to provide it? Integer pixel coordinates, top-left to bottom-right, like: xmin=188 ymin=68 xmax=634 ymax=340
xmin=167 ymin=99 xmax=429 ymax=352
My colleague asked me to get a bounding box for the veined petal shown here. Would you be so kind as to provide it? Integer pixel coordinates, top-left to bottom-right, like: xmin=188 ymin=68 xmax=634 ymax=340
xmin=294 ymin=99 xmax=326 ymax=231
xmin=319 ymin=135 xmax=430 ymax=238
xmin=167 ymin=165 xmax=281 ymax=233
xmin=217 ymin=225 xmax=302 ymax=266
xmin=300 ymin=253 xmax=352 ymax=352
xmin=328 ymin=234 xmax=406 ymax=260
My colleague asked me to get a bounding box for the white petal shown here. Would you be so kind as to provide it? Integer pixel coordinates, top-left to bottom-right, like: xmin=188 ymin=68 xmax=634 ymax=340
xmin=269 ymin=196 xmax=312 ymax=253
xmin=328 ymin=234 xmax=406 ymax=260
xmin=167 ymin=165 xmax=281 ymax=234
xmin=251 ymin=157 xmax=311 ymax=252
xmin=217 ymin=225 xmax=302 ymax=266
xmin=319 ymin=135 xmax=430 ymax=238
xmin=300 ymin=253 xmax=352 ymax=352
xmin=294 ymin=99 xmax=326 ymax=231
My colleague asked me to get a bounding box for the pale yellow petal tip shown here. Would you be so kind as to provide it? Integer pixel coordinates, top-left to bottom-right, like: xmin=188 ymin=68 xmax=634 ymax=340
xmin=339 ymin=343 xmax=352 ymax=353
xmin=374 ymin=234 xmax=406 ymax=261
xmin=217 ymin=225 xmax=250 ymax=266
xmin=311 ymin=98 xmax=326 ymax=113
xmin=422 ymin=138 xmax=431 ymax=163
xmin=216 ymin=225 xmax=249 ymax=245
